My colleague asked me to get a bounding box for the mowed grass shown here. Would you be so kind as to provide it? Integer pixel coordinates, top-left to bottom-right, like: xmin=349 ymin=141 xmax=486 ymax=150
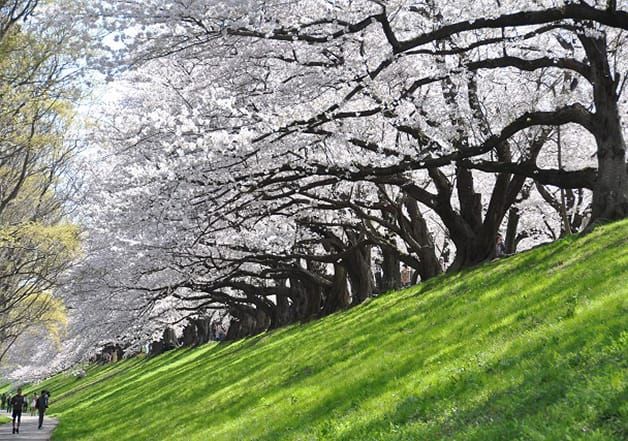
xmin=33 ymin=220 xmax=628 ymax=440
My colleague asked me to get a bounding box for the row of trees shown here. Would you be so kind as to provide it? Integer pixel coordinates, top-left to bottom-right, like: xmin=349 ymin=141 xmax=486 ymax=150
xmin=0 ymin=0 xmax=80 ymax=370
xmin=51 ymin=0 xmax=627 ymax=358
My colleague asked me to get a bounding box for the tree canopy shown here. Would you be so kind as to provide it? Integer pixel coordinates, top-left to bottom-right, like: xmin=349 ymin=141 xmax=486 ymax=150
xmin=3 ymin=0 xmax=627 ymax=373
xmin=0 ymin=0 xmax=81 ymax=369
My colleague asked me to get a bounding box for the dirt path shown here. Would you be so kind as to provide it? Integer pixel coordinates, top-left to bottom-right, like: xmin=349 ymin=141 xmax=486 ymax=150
xmin=0 ymin=412 xmax=58 ymax=441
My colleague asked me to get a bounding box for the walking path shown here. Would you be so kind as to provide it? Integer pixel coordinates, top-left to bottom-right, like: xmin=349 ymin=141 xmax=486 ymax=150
xmin=0 ymin=413 xmax=57 ymax=441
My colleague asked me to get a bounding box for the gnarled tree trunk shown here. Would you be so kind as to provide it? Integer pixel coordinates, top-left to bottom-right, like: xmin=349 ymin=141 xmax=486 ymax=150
xmin=322 ymin=262 xmax=350 ymax=315
xmin=581 ymin=33 xmax=628 ymax=223
xmin=344 ymin=232 xmax=373 ymax=305
xmin=402 ymin=195 xmax=442 ymax=280
xmin=380 ymin=245 xmax=401 ymax=291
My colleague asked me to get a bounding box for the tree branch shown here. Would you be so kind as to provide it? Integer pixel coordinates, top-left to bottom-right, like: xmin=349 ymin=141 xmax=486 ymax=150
xmin=460 ymin=160 xmax=596 ymax=189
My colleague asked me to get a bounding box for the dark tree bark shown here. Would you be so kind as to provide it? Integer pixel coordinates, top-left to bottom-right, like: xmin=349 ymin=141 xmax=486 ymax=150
xmin=380 ymin=244 xmax=401 ymax=292
xmin=254 ymin=306 xmax=271 ymax=333
xmin=274 ymin=289 xmax=293 ymax=328
xmin=322 ymin=262 xmax=350 ymax=315
xmin=194 ymin=317 xmax=212 ymax=344
xmin=149 ymin=340 xmax=163 ymax=356
xmin=458 ymin=33 xmax=626 ymax=225
xmin=162 ymin=327 xmax=178 ymax=351
xmin=505 ymin=207 xmax=520 ymax=254
xmin=343 ymin=229 xmax=373 ymax=305
xmin=182 ymin=323 xmax=198 ymax=346
xmin=286 ymin=277 xmax=308 ymax=321
xmin=377 ymin=198 xmax=402 ymax=292
xmin=290 ymin=259 xmax=325 ymax=321
xmin=402 ymin=195 xmax=442 ymax=280
xmin=225 ymin=307 xmax=259 ymax=340
xmin=580 ymin=33 xmax=628 ymax=222
xmin=303 ymin=281 xmax=323 ymax=318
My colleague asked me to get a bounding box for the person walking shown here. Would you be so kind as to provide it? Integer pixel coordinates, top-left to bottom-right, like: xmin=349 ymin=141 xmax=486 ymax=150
xmin=10 ymin=388 xmax=25 ymax=434
xmin=400 ymin=265 xmax=412 ymax=287
xmin=495 ymin=233 xmax=507 ymax=258
xmin=36 ymin=390 xmax=49 ymax=430
xmin=30 ymin=393 xmax=37 ymax=416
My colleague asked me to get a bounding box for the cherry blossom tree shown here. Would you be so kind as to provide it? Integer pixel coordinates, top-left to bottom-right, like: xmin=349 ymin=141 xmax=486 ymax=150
xmin=48 ymin=0 xmax=626 ymax=355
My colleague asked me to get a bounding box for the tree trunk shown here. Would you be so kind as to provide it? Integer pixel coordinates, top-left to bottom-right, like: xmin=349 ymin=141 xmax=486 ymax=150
xmin=274 ymin=292 xmax=293 ymax=328
xmin=253 ymin=307 xmax=271 ymax=334
xmin=149 ymin=340 xmax=163 ymax=356
xmin=293 ymin=259 xmax=326 ymax=320
xmin=581 ymin=34 xmax=628 ymax=223
xmin=403 ymin=196 xmax=442 ymax=280
xmin=344 ymin=241 xmax=373 ymax=305
xmin=448 ymin=231 xmax=496 ymax=272
xmin=505 ymin=207 xmax=520 ymax=255
xmin=378 ymin=199 xmax=401 ymax=292
xmin=322 ymin=263 xmax=350 ymax=315
xmin=591 ymin=103 xmax=628 ymax=221
xmin=194 ymin=317 xmax=211 ymax=344
xmin=225 ymin=308 xmax=257 ymax=340
xmin=162 ymin=327 xmax=178 ymax=351
xmin=448 ymin=147 xmax=535 ymax=271
xmin=224 ymin=310 xmax=241 ymax=340
xmin=380 ymin=244 xmax=401 ymax=292
xmin=303 ymin=282 xmax=323 ymax=319
xmin=182 ymin=322 xmax=198 ymax=346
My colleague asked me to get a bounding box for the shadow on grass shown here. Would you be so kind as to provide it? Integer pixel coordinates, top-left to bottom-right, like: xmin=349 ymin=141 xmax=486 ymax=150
xmin=49 ymin=220 xmax=628 ymax=441
xmin=334 ymin=298 xmax=627 ymax=441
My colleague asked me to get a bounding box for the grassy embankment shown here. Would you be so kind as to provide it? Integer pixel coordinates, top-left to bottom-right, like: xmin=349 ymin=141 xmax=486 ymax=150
xmin=31 ymin=220 xmax=628 ymax=440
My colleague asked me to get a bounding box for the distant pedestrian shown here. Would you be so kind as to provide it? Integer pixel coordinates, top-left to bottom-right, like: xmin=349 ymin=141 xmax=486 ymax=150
xmin=36 ymin=390 xmax=49 ymax=429
xmin=400 ymin=265 xmax=412 ymax=287
xmin=6 ymin=393 xmax=12 ymax=413
xmin=210 ymin=321 xmax=217 ymax=340
xmin=374 ymin=268 xmax=383 ymax=294
xmin=495 ymin=233 xmax=507 ymax=258
xmin=216 ymin=324 xmax=225 ymax=341
xmin=0 ymin=393 xmax=5 ymax=411
xmin=11 ymin=388 xmax=25 ymax=434
xmin=30 ymin=393 xmax=37 ymax=416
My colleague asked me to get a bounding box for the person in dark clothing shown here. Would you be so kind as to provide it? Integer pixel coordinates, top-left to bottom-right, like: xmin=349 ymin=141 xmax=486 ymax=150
xmin=36 ymin=390 xmax=49 ymax=429
xmin=495 ymin=233 xmax=507 ymax=258
xmin=1 ymin=393 xmax=6 ymax=411
xmin=11 ymin=388 xmax=25 ymax=434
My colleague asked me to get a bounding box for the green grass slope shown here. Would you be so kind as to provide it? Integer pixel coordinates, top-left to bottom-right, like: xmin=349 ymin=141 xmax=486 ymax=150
xmin=39 ymin=220 xmax=628 ymax=440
